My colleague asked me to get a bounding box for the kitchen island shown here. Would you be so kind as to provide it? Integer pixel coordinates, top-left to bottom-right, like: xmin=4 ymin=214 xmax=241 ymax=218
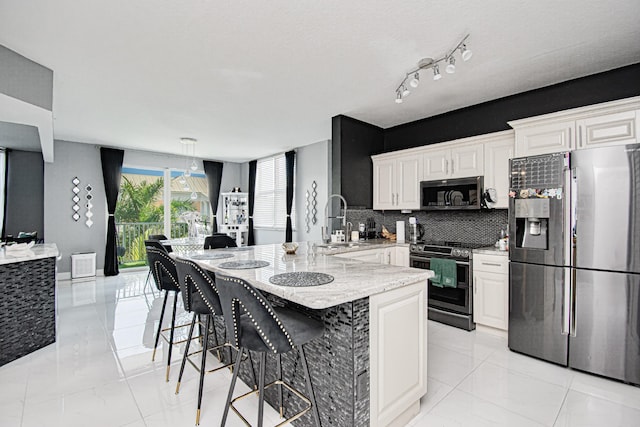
xmin=187 ymin=241 xmax=433 ymax=427
xmin=0 ymin=244 xmax=59 ymax=366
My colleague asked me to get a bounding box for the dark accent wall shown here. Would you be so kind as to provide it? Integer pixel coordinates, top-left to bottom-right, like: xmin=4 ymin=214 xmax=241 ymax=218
xmin=3 ymin=150 xmax=44 ymax=239
xmin=384 ymin=63 xmax=640 ymax=152
xmin=332 ymin=115 xmax=384 ymax=208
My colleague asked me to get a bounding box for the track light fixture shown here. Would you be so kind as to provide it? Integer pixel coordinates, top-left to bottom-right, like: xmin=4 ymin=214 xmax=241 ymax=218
xmin=460 ymin=44 xmax=472 ymax=61
xmin=410 ymin=72 xmax=420 ymax=88
xmin=446 ymin=56 xmax=456 ymax=74
xmin=394 ymin=34 xmax=472 ymax=103
xmin=433 ymin=64 xmax=442 ymax=81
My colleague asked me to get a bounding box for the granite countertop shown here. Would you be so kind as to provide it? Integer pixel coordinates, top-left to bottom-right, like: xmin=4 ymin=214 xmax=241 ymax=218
xmin=473 ymin=245 xmax=509 ymax=256
xmin=183 ymin=242 xmax=432 ymax=310
xmin=0 ymin=243 xmax=59 ymax=265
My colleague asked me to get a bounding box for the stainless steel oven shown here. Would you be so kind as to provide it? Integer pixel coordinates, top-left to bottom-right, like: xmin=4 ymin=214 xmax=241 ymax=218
xmin=410 ymin=241 xmax=480 ymax=331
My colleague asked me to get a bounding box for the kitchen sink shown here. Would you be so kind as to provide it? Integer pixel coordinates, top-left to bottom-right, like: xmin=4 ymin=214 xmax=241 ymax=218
xmin=315 ymin=242 xmax=373 ymax=250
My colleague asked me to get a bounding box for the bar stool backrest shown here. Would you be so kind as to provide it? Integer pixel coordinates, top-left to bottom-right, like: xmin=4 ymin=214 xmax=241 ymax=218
xmin=203 ymin=234 xmax=237 ymax=249
xmin=174 ymin=257 xmax=220 ymax=315
xmin=148 ymin=234 xmax=172 ymax=252
xmin=215 ymin=273 xmax=295 ymax=354
xmin=145 ymin=246 xmax=180 ymax=293
xmin=144 ymin=239 xmax=167 ymax=252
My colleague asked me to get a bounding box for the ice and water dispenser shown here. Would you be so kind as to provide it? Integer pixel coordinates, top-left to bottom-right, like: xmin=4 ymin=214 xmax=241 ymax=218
xmin=513 ymin=198 xmax=550 ymax=250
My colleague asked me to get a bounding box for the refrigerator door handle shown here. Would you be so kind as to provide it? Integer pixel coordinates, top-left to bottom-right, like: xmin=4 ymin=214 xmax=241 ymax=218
xmin=562 ymin=268 xmax=570 ymax=335
xmin=570 ymin=267 xmax=577 ymax=337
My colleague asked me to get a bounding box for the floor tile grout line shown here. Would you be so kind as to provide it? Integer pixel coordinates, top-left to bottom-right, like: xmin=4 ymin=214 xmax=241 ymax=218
xmin=435 ymin=353 xmax=564 ymax=426
xmin=482 ymin=358 xmax=575 ymax=391
xmin=551 ymin=386 xmax=571 ymax=427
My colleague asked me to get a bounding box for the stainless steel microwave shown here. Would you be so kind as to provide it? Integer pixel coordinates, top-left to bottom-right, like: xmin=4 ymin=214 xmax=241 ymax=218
xmin=420 ymin=176 xmax=484 ymax=210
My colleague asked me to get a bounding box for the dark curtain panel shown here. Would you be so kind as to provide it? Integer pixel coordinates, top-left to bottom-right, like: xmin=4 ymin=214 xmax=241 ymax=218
xmin=248 ymin=160 xmax=257 ymax=246
xmin=203 ymin=160 xmax=224 ymax=233
xmin=100 ymin=147 xmax=124 ymax=276
xmin=1 ymin=149 xmax=8 ymax=239
xmin=285 ymin=150 xmax=295 ymax=242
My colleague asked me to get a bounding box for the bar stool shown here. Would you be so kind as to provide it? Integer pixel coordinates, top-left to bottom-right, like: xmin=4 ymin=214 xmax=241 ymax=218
xmin=146 ymin=245 xmax=182 ymax=381
xmin=203 ymin=234 xmax=237 ymax=249
xmin=174 ymin=257 xmax=255 ymax=425
xmin=149 ymin=234 xmax=173 ymax=252
xmin=215 ymin=273 xmax=323 ymax=427
xmin=144 ymin=240 xmax=168 ymax=293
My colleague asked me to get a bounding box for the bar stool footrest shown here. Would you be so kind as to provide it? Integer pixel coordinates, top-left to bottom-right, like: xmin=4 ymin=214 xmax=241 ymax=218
xmin=229 ymin=379 xmax=312 ymax=427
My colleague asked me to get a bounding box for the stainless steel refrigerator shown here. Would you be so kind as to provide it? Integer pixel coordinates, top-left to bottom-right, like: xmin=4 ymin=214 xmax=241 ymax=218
xmin=508 ymin=145 xmax=640 ymax=386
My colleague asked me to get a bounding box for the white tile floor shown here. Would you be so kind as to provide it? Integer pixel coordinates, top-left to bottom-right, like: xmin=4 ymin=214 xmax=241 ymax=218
xmin=1 ymin=270 xmax=639 ymax=427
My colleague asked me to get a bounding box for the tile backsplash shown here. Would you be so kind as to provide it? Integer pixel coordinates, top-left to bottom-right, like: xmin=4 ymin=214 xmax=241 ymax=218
xmin=346 ymin=208 xmax=508 ymax=246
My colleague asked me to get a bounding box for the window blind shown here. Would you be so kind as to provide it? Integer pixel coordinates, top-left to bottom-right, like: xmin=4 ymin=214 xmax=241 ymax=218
xmin=254 ymin=155 xmax=295 ymax=228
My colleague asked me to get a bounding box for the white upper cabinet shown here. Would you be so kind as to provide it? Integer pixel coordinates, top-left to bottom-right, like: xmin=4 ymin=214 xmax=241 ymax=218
xmin=422 ymin=142 xmax=483 ymax=180
xmin=510 ymin=96 xmax=640 ymax=157
xmin=513 ymin=120 xmax=575 ymax=157
xmin=576 ymin=110 xmax=638 ymax=149
xmin=422 ymin=147 xmax=449 ymax=180
xmin=483 ymin=131 xmax=514 ymax=209
xmin=372 ymin=158 xmax=395 ymax=210
xmin=396 ymin=155 xmax=422 ymax=208
xmin=372 ymin=152 xmax=422 ymax=210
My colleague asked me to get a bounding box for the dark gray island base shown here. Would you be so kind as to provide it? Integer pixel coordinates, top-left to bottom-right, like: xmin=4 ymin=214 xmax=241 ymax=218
xmin=0 ymin=256 xmax=56 ymax=366
xmin=213 ymin=295 xmax=370 ymax=426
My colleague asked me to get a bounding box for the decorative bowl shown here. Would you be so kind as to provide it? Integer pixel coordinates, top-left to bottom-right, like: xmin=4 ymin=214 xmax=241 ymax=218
xmin=282 ymin=242 xmax=299 ymax=254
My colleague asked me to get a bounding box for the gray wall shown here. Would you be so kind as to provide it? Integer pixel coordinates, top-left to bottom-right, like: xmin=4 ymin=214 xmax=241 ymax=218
xmin=251 ymin=140 xmax=330 ymax=245
xmin=0 ymin=44 xmax=53 ymax=111
xmin=44 ymin=141 xmax=106 ymax=273
xmin=4 ymin=150 xmax=44 ymax=239
xmin=45 ymin=141 xmax=243 ymax=273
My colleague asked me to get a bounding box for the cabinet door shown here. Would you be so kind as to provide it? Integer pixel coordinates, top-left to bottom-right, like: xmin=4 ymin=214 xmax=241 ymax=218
xmin=422 ymin=148 xmax=450 ymax=180
xmin=450 ymin=144 xmax=484 ymax=178
xmin=473 ymin=271 xmax=508 ymax=330
xmin=576 ymin=110 xmax=637 ymax=149
xmin=392 ymin=246 xmax=410 ymax=267
xmin=484 ymin=137 xmax=514 ymax=209
xmin=396 ymin=155 xmax=422 ymax=209
xmin=373 ymin=158 xmax=395 ymax=210
xmin=515 ymin=121 xmax=575 ymax=157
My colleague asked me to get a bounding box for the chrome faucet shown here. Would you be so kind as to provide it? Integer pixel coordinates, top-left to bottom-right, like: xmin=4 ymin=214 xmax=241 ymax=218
xmin=323 ymin=194 xmax=348 ymax=243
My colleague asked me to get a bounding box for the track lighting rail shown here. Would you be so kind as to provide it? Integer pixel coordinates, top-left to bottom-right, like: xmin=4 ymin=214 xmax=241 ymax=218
xmin=395 ymin=34 xmax=471 ymax=103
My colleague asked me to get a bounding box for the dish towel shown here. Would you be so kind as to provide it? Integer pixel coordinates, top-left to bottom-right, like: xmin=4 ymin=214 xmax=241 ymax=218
xmin=430 ymin=258 xmax=458 ymax=288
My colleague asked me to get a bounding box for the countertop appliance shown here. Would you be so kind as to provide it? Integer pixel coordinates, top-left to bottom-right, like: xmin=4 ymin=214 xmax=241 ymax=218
xmin=420 ymin=176 xmax=483 ymax=210
xmin=410 ymin=240 xmax=486 ymax=330
xmin=508 ymin=145 xmax=640 ymax=386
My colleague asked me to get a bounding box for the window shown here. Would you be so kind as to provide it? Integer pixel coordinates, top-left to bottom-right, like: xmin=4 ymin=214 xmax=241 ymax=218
xmin=115 ymin=167 xmax=210 ymax=267
xmin=254 ymin=154 xmax=295 ymax=229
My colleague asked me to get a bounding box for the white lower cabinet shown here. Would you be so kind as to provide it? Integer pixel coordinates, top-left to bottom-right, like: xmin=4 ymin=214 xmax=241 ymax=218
xmin=473 ymin=253 xmax=508 ymax=331
xmin=370 ymin=279 xmax=427 ymax=426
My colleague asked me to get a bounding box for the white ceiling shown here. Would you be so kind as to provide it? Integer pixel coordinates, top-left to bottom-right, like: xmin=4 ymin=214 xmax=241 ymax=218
xmin=0 ymin=0 xmax=639 ymax=163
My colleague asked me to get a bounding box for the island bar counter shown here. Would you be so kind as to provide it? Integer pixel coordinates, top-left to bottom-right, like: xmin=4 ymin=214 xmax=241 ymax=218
xmin=0 ymin=244 xmax=59 ymax=366
xmin=189 ymin=242 xmax=433 ymax=427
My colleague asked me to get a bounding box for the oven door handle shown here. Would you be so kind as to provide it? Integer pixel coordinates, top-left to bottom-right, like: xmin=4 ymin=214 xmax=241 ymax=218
xmin=410 ymin=256 xmax=469 ymax=266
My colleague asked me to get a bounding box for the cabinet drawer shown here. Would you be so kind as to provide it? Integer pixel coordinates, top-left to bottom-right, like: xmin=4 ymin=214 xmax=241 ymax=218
xmin=473 ymin=254 xmax=508 ymax=274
